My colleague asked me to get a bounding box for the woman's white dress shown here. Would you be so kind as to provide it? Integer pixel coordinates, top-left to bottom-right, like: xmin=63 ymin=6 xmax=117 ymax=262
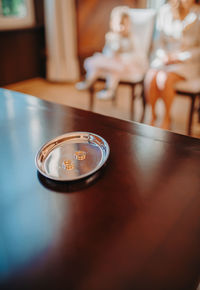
xmin=151 ymin=4 xmax=200 ymax=80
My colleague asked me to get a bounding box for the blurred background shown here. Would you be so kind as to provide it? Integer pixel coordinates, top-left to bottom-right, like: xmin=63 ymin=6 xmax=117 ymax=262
xmin=0 ymin=0 xmax=164 ymax=84
xmin=0 ymin=0 xmax=200 ymax=137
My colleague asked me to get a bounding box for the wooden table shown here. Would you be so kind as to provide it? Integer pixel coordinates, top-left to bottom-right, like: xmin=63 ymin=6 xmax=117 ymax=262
xmin=1 ymin=88 xmax=200 ymax=290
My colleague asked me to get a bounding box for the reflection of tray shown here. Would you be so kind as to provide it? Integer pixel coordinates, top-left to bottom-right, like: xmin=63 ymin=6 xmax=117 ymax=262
xmin=35 ymin=132 xmax=110 ymax=181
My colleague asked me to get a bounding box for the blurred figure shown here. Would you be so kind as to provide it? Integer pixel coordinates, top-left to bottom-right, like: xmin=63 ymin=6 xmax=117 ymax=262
xmin=76 ymin=6 xmax=148 ymax=100
xmin=144 ymin=0 xmax=200 ymax=129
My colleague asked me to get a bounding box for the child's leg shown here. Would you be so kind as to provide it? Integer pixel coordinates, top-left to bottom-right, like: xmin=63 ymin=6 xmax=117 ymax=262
xmin=76 ymin=54 xmax=103 ymax=90
xmin=76 ymin=69 xmax=99 ymax=90
xmin=86 ymin=69 xmax=100 ymax=84
xmin=106 ymin=74 xmax=119 ymax=92
xmin=96 ymin=74 xmax=119 ymax=100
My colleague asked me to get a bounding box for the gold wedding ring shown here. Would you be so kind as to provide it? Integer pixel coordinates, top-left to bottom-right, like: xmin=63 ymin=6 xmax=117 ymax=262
xmin=63 ymin=160 xmax=74 ymax=170
xmin=74 ymin=151 xmax=86 ymax=161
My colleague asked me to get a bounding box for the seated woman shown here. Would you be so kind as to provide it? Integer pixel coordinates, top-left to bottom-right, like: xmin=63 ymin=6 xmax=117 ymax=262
xmin=144 ymin=0 xmax=200 ymax=129
xmin=76 ymin=6 xmax=148 ymax=100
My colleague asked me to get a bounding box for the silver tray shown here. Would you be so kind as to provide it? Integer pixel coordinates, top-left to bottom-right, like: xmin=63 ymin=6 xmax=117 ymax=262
xmin=35 ymin=132 xmax=110 ymax=181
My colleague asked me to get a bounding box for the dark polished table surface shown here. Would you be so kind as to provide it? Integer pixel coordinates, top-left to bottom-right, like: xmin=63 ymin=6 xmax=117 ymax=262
xmin=1 ymin=88 xmax=200 ymax=290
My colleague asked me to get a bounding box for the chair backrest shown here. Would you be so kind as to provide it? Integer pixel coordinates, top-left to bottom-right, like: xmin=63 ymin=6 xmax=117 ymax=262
xmin=129 ymin=8 xmax=156 ymax=56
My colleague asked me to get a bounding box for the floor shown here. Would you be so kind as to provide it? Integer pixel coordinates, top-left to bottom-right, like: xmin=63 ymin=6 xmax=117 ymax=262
xmin=5 ymin=77 xmax=200 ymax=139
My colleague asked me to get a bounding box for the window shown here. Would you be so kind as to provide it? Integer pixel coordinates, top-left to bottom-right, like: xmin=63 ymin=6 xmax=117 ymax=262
xmin=147 ymin=0 xmax=165 ymax=9
xmin=0 ymin=0 xmax=35 ymax=30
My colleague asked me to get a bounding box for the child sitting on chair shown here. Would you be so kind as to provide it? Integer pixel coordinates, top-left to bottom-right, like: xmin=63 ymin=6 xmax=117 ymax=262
xmin=76 ymin=6 xmax=148 ymax=100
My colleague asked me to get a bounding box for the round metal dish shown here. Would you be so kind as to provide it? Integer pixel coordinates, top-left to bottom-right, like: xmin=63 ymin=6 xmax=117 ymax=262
xmin=35 ymin=132 xmax=110 ymax=181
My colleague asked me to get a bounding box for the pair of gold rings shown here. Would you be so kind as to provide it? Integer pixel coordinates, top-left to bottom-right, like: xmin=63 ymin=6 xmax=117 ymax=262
xmin=63 ymin=151 xmax=86 ymax=170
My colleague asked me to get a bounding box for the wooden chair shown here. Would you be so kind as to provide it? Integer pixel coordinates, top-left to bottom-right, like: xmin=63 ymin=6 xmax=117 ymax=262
xmin=87 ymin=8 xmax=156 ymax=122
xmin=175 ymin=78 xmax=200 ymax=135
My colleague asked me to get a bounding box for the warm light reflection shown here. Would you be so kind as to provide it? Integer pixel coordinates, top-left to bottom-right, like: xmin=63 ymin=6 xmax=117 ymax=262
xmin=4 ymin=90 xmax=15 ymax=120
xmin=131 ymin=124 xmax=168 ymax=181
xmin=28 ymin=109 xmax=43 ymax=150
xmin=48 ymin=146 xmax=61 ymax=177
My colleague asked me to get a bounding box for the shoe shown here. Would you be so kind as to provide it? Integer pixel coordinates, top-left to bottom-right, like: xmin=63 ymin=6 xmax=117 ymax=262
xmin=75 ymin=81 xmax=91 ymax=91
xmin=96 ymin=89 xmax=115 ymax=100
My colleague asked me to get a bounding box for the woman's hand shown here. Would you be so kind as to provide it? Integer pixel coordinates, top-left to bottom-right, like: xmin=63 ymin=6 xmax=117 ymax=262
xmin=163 ymin=52 xmax=182 ymax=65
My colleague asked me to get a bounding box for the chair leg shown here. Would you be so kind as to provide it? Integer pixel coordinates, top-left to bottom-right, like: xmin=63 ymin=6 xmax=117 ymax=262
xmin=112 ymin=89 xmax=117 ymax=106
xmin=89 ymin=86 xmax=95 ymax=111
xmin=198 ymin=94 xmax=200 ymax=123
xmin=140 ymin=83 xmax=146 ymax=123
xmin=188 ymin=94 xmax=195 ymax=136
xmin=130 ymin=84 xmax=135 ymax=120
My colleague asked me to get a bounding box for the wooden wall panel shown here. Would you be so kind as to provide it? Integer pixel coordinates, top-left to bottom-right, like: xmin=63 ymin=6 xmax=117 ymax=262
xmin=0 ymin=0 xmax=45 ymax=86
xmin=0 ymin=27 xmax=45 ymax=86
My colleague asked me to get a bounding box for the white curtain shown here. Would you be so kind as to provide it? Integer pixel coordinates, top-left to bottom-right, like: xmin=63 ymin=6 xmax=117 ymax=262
xmin=44 ymin=0 xmax=80 ymax=82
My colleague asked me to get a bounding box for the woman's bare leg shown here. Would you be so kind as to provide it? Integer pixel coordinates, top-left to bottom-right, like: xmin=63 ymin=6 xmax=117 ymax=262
xmin=144 ymin=69 xmax=160 ymax=126
xmin=159 ymin=72 xmax=183 ymax=130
